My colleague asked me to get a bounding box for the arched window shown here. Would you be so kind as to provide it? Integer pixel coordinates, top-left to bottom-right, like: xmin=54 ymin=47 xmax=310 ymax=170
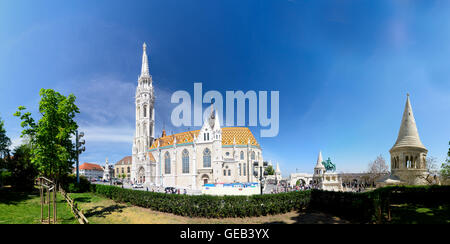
xmin=251 ymin=151 xmax=255 ymax=160
xmin=239 ymin=164 xmax=242 ymax=176
xmin=165 ymin=152 xmax=171 ymax=174
xmin=182 ymin=150 xmax=189 ymax=174
xmin=144 ymin=105 xmax=147 ymax=117
xmin=240 ymin=151 xmax=244 ymax=160
xmin=243 ymin=163 xmax=247 ymax=176
xmin=228 ymin=170 xmax=231 ymax=176
xmin=203 ymin=148 xmax=211 ymax=168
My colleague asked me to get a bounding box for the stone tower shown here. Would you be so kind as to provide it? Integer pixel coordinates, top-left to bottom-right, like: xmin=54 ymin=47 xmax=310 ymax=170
xmin=313 ymin=151 xmax=325 ymax=186
xmin=389 ymin=94 xmax=428 ymax=185
xmin=131 ymin=43 xmax=155 ymax=184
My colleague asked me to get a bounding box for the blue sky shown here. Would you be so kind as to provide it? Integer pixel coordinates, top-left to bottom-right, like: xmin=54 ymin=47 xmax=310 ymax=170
xmin=0 ymin=0 xmax=449 ymax=176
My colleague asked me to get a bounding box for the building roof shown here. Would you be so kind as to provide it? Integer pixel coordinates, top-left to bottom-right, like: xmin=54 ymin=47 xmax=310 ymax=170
xmin=390 ymin=94 xmax=427 ymax=152
xmin=148 ymin=152 xmax=156 ymax=162
xmin=79 ymin=163 xmax=103 ymax=171
xmin=315 ymin=151 xmax=325 ymax=169
xmin=115 ymin=156 xmax=132 ymax=166
xmin=149 ymin=127 xmax=259 ymax=149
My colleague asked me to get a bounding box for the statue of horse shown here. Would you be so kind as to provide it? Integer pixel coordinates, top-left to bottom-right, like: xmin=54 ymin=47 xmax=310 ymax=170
xmin=322 ymin=157 xmax=336 ymax=172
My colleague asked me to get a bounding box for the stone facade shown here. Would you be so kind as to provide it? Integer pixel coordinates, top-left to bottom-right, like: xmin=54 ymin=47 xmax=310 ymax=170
xmin=115 ymin=156 xmax=132 ymax=181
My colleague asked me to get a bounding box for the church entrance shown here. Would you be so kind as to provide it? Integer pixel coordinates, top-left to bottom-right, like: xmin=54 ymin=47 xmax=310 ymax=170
xmin=201 ymin=174 xmax=210 ymax=186
xmin=138 ymin=167 xmax=145 ymax=184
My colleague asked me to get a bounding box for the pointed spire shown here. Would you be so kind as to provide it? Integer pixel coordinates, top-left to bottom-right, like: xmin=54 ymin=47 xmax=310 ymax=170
xmin=213 ymin=107 xmax=221 ymax=130
xmin=315 ymin=151 xmax=325 ymax=169
xmin=275 ymin=163 xmax=280 ymax=173
xmin=140 ymin=42 xmax=150 ymax=79
xmin=391 ymin=94 xmax=427 ymax=151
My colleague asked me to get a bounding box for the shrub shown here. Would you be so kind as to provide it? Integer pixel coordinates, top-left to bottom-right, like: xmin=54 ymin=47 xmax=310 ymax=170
xmin=93 ymin=185 xmax=310 ymax=218
xmin=60 ymin=174 xmax=91 ymax=193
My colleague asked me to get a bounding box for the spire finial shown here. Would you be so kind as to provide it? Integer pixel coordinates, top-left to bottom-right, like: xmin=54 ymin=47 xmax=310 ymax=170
xmin=140 ymin=42 xmax=150 ymax=79
xmin=407 ymin=93 xmax=409 ymax=97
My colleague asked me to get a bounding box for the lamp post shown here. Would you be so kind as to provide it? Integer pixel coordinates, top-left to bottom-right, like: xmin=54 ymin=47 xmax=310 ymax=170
xmin=75 ymin=130 xmax=86 ymax=184
xmin=253 ymin=161 xmax=268 ymax=195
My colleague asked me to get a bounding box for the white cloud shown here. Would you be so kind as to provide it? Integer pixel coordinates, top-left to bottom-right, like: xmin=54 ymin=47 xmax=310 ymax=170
xmin=80 ymin=125 xmax=134 ymax=143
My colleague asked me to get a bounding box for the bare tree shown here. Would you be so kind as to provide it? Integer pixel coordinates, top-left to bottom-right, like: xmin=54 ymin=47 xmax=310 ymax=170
xmin=426 ymin=156 xmax=439 ymax=175
xmin=367 ymin=155 xmax=389 ymax=183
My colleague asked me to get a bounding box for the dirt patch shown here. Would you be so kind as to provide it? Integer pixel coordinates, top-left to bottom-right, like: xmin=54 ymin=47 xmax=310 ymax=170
xmin=74 ymin=193 xmax=351 ymax=224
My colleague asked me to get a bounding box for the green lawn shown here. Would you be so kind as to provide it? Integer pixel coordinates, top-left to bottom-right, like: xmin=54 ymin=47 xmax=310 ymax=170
xmin=389 ymin=204 xmax=450 ymax=224
xmin=0 ymin=188 xmax=78 ymax=224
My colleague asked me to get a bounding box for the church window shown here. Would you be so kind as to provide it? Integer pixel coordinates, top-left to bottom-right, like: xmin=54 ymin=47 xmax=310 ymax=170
xmin=182 ymin=150 xmax=190 ymax=174
xmin=144 ymin=105 xmax=147 ymax=117
xmin=240 ymin=151 xmax=244 ymax=160
xmin=243 ymin=163 xmax=247 ymax=176
xmin=228 ymin=170 xmax=231 ymax=176
xmin=239 ymin=164 xmax=242 ymax=176
xmin=165 ymin=152 xmax=171 ymax=174
xmin=251 ymin=151 xmax=255 ymax=160
xmin=203 ymin=148 xmax=211 ymax=168
xmin=223 ymin=170 xmax=226 ymax=176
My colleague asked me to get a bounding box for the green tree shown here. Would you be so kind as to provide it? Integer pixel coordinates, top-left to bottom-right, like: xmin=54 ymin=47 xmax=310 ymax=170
xmin=440 ymin=141 xmax=450 ymax=184
xmin=0 ymin=116 xmax=12 ymax=187
xmin=6 ymin=143 xmax=38 ymax=190
xmin=0 ymin=116 xmax=11 ymax=162
xmin=265 ymin=164 xmax=275 ymax=175
xmin=14 ymin=89 xmax=80 ymax=185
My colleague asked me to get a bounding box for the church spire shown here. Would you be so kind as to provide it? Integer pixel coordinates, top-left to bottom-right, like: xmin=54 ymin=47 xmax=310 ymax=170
xmin=140 ymin=42 xmax=150 ymax=79
xmin=315 ymin=151 xmax=325 ymax=169
xmin=390 ymin=94 xmax=427 ymax=151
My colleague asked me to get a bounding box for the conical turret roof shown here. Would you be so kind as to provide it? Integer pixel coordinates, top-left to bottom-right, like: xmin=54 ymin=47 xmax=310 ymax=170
xmin=315 ymin=151 xmax=325 ymax=169
xmin=390 ymin=94 xmax=427 ymax=151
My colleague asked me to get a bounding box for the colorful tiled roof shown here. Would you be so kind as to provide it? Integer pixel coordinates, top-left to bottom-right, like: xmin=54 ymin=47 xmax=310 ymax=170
xmin=79 ymin=163 xmax=103 ymax=171
xmin=149 ymin=127 xmax=259 ymax=150
xmin=148 ymin=152 xmax=156 ymax=162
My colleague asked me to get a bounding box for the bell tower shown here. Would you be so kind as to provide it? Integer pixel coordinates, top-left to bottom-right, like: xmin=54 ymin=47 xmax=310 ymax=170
xmin=131 ymin=42 xmax=155 ymax=183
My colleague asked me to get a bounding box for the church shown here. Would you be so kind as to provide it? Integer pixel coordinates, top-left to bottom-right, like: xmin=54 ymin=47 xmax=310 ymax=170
xmin=130 ymin=43 xmax=264 ymax=190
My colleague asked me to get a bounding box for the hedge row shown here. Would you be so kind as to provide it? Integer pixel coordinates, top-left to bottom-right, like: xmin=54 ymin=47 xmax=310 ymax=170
xmin=92 ymin=184 xmax=310 ymax=218
xmin=310 ymin=190 xmax=375 ymax=222
xmin=90 ymin=184 xmax=450 ymax=221
xmin=311 ymin=185 xmax=450 ymax=223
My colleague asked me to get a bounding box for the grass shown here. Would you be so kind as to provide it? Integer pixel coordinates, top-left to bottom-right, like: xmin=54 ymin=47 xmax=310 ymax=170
xmin=69 ymin=192 xmax=350 ymax=224
xmin=0 ymin=187 xmax=78 ymax=224
xmin=389 ymin=204 xmax=450 ymax=224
